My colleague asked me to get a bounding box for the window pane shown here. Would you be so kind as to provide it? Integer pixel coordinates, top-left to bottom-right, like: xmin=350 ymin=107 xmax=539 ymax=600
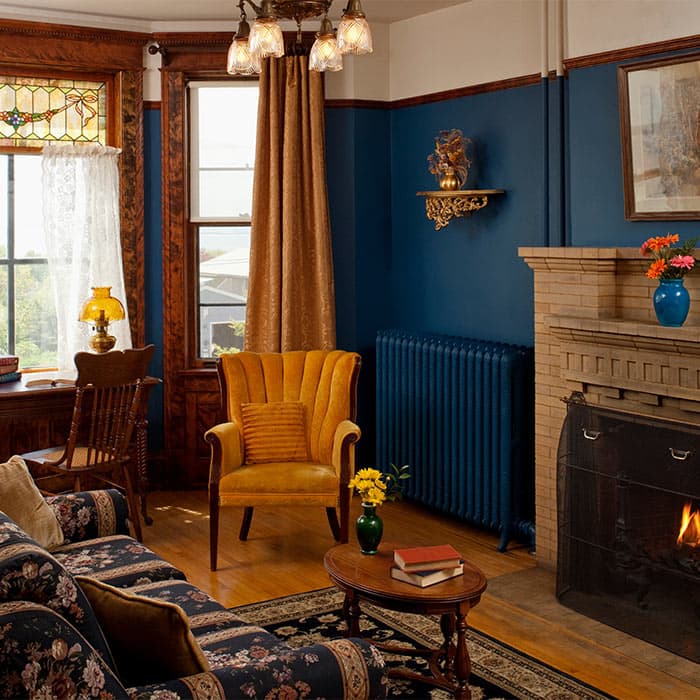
xmin=14 ymin=156 xmax=45 ymax=258
xmin=197 ymin=85 xmax=258 ymax=169
xmin=190 ymin=82 xmax=258 ymax=221
xmin=14 ymin=263 xmax=56 ymax=368
xmin=0 ymin=266 xmax=6 ymax=353
xmin=199 ymin=225 xmax=250 ymax=357
xmin=198 ymin=170 xmax=255 ymax=219
xmin=200 ymin=306 xmax=246 ymax=358
xmin=0 ymin=156 xmax=6 ymax=258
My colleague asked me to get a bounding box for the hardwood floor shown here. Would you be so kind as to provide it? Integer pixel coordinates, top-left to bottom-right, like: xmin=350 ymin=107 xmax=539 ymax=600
xmin=142 ymin=491 xmax=700 ymax=700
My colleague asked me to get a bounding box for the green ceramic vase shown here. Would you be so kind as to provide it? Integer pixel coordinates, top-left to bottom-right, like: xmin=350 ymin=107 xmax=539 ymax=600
xmin=356 ymin=503 xmax=383 ymax=555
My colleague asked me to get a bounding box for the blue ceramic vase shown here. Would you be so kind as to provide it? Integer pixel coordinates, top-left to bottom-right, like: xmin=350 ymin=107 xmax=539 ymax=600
xmin=356 ymin=503 xmax=383 ymax=555
xmin=653 ymin=278 xmax=690 ymax=327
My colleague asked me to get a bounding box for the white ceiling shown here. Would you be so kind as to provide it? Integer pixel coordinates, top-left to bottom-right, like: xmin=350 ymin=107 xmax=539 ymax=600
xmin=0 ymin=1 xmax=468 ymax=25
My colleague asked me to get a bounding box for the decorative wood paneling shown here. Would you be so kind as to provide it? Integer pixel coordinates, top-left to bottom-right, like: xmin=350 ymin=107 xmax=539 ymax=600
xmin=160 ymin=39 xmax=233 ymax=484
xmin=0 ymin=19 xmax=148 ymax=71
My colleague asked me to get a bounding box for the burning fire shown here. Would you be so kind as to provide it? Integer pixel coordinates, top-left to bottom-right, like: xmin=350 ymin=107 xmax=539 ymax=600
xmin=677 ymin=502 xmax=700 ymax=547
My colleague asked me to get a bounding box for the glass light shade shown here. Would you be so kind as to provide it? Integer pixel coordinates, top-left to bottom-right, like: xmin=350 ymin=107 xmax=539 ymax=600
xmin=227 ymin=37 xmax=261 ymax=75
xmin=337 ymin=14 xmax=372 ymax=55
xmin=79 ymin=287 xmax=125 ymax=324
xmin=309 ymin=34 xmax=343 ymax=72
xmin=249 ymin=18 xmax=284 ymax=59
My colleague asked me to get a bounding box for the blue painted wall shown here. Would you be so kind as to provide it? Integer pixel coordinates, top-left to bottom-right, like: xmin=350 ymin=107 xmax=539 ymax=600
xmin=387 ymin=83 xmax=545 ymax=348
xmin=143 ymin=46 xmax=700 ymax=453
xmin=567 ymin=58 xmax=700 ymax=246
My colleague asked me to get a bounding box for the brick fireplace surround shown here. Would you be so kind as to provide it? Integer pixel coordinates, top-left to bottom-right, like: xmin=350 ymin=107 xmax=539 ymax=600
xmin=519 ymin=247 xmax=700 ymax=568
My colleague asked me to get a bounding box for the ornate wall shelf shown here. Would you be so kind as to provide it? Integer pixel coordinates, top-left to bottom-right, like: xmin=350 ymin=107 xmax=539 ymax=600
xmin=416 ymin=189 xmax=504 ymax=230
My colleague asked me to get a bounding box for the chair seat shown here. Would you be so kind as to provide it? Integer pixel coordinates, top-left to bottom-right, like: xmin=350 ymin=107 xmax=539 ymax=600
xmin=23 ymin=446 xmax=122 ymax=473
xmin=220 ymin=461 xmax=338 ymax=497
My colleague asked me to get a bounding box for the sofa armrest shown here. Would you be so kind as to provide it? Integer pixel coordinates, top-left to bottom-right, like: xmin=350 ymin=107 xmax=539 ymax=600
xmin=128 ymin=637 xmax=387 ymax=700
xmin=0 ymin=600 xmax=127 ymax=699
xmin=47 ymin=489 xmax=130 ymax=543
xmin=205 ymin=420 xmax=244 ymax=484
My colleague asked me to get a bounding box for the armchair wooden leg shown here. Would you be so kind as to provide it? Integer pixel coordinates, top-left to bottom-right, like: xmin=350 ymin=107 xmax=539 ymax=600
xmin=338 ymin=489 xmax=351 ymax=543
xmin=210 ymin=485 xmax=220 ymax=571
xmin=326 ymin=507 xmax=341 ymax=541
xmin=239 ymin=506 xmax=254 ymax=541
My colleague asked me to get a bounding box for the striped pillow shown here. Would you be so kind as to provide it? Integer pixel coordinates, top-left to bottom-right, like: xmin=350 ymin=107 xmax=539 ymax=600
xmin=241 ymin=402 xmax=310 ymax=464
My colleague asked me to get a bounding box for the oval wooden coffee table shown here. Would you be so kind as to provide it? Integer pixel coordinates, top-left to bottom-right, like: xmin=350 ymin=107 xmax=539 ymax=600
xmin=324 ymin=543 xmax=487 ymax=700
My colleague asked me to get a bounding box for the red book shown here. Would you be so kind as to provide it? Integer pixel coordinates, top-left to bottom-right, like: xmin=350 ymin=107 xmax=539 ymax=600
xmin=0 ymin=355 xmax=18 ymax=368
xmin=391 ymin=564 xmax=464 ymax=588
xmin=393 ymin=544 xmax=462 ymax=572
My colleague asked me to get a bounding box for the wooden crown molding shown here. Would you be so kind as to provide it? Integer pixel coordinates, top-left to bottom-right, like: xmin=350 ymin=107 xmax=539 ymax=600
xmin=564 ymin=34 xmax=700 ymax=72
xmin=0 ymin=19 xmax=149 ymax=70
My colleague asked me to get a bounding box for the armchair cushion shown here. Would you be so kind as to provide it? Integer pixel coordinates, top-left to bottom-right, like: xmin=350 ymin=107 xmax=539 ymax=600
xmin=241 ymin=401 xmax=310 ymax=464
xmin=76 ymin=576 xmax=211 ymax=687
xmin=220 ymin=461 xmax=338 ymax=501
xmin=0 ymin=455 xmax=63 ymax=550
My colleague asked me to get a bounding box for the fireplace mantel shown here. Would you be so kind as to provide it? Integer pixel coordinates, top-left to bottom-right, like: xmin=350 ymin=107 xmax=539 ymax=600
xmin=548 ymin=315 xmax=700 ymax=413
xmin=519 ymin=246 xmax=700 ymax=567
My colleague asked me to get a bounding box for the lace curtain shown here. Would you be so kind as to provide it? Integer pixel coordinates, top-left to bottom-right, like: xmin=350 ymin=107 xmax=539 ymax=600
xmin=42 ymin=143 xmax=132 ymax=373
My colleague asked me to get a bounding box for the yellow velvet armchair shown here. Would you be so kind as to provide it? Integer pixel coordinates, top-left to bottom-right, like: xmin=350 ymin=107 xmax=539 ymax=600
xmin=205 ymin=350 xmax=362 ymax=570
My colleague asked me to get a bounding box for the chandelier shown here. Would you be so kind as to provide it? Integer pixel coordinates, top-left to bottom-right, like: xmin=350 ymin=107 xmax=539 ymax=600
xmin=227 ymin=0 xmax=373 ymax=75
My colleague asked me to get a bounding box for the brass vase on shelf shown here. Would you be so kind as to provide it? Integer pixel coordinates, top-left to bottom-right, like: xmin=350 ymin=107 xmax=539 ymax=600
xmin=439 ymin=168 xmax=460 ymax=191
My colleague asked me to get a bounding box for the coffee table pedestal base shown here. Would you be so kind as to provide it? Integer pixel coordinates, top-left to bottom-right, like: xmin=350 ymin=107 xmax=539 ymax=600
xmin=343 ymin=591 xmax=473 ymax=700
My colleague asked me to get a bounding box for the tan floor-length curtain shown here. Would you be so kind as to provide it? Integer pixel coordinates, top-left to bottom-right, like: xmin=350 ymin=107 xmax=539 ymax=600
xmin=245 ymin=55 xmax=336 ymax=352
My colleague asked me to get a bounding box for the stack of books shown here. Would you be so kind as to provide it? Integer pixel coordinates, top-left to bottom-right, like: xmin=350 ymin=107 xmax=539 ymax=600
xmin=0 ymin=355 xmax=20 ymax=384
xmin=390 ymin=544 xmax=464 ymax=587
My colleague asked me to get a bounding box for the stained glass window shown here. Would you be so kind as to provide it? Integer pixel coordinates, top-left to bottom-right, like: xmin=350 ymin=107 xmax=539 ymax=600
xmin=0 ymin=75 xmax=107 ymax=148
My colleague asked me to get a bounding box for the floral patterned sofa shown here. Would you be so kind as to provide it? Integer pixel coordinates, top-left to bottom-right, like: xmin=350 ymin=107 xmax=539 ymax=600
xmin=0 ymin=489 xmax=387 ymax=699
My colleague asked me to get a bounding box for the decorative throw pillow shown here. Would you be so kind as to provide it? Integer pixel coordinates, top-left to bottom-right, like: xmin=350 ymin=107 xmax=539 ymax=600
xmin=0 ymin=455 xmax=63 ymax=550
xmin=241 ymin=401 xmax=310 ymax=464
xmin=76 ymin=576 xmax=210 ymax=687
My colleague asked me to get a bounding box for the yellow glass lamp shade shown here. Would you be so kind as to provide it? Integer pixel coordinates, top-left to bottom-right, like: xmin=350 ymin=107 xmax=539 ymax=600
xmin=79 ymin=287 xmax=126 ymax=353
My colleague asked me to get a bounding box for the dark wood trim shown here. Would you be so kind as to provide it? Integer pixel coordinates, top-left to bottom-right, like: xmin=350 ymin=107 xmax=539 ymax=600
xmin=0 ymin=19 xmax=148 ymax=70
xmin=390 ymin=74 xmax=541 ymax=109
xmin=145 ymin=101 xmax=162 ymax=110
xmin=154 ymin=30 xmax=316 ymax=71
xmin=564 ymin=34 xmax=700 ymax=72
xmin=325 ymin=74 xmax=541 ymax=111
xmin=161 ymin=68 xmax=188 ymax=467
xmin=324 ymin=99 xmax=389 ymax=110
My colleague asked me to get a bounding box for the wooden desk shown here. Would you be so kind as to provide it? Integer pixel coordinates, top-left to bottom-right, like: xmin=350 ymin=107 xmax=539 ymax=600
xmin=0 ymin=373 xmax=160 ymax=528
xmin=324 ymin=543 xmax=487 ymax=700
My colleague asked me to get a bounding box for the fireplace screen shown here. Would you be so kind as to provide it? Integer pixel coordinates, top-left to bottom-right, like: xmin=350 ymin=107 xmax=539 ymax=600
xmin=557 ymin=401 xmax=700 ymax=663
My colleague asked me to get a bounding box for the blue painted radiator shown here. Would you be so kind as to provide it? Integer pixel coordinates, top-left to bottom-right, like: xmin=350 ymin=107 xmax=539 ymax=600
xmin=376 ymin=330 xmax=535 ymax=551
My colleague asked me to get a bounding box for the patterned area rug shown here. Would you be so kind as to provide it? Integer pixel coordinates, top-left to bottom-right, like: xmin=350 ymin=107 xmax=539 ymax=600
xmin=232 ymin=587 xmax=614 ymax=700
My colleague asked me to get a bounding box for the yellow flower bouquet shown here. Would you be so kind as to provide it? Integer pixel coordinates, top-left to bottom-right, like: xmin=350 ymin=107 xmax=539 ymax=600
xmin=348 ymin=464 xmax=411 ymax=506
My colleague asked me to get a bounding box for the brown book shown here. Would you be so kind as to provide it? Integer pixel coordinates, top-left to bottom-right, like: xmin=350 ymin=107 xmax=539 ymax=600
xmin=390 ymin=564 xmax=464 ymax=588
xmin=394 ymin=544 xmax=462 ymax=572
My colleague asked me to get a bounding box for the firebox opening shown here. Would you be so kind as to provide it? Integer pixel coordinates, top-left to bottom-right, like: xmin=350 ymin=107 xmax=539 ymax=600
xmin=557 ymin=401 xmax=700 ymax=664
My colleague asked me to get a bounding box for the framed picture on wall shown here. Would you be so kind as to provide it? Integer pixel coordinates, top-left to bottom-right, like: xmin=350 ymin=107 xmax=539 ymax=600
xmin=618 ymin=53 xmax=700 ymax=220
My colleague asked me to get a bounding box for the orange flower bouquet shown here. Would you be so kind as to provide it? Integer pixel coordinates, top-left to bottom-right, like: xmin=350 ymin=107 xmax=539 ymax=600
xmin=640 ymin=234 xmax=698 ymax=280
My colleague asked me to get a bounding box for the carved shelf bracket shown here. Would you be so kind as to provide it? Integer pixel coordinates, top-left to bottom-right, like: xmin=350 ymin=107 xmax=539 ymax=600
xmin=416 ymin=189 xmax=504 ymax=230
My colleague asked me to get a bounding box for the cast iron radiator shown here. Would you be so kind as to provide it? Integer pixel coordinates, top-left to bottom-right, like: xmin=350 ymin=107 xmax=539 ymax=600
xmin=376 ymin=329 xmax=535 ymax=551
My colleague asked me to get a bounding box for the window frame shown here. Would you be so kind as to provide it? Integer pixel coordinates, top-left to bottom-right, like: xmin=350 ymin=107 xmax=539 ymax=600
xmin=187 ymin=79 xmax=257 ymax=359
xmin=0 ymin=69 xmax=115 ymax=363
xmin=0 ymin=20 xmax=148 ymax=352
